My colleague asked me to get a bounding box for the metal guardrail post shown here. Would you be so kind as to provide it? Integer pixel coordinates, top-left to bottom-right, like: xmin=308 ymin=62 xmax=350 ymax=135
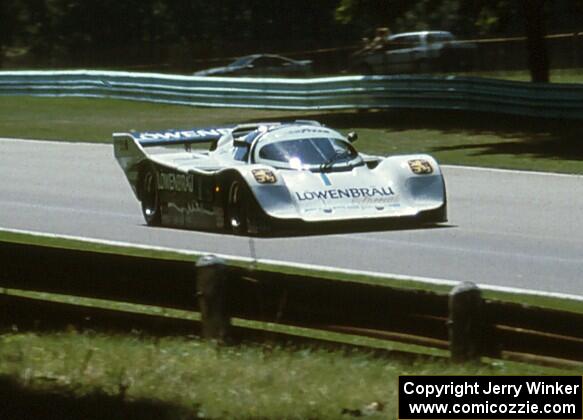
xmin=448 ymin=281 xmax=483 ymax=362
xmin=196 ymin=255 xmax=230 ymax=343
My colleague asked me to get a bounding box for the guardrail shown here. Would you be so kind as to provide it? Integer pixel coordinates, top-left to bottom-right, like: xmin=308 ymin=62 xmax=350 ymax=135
xmin=1 ymin=70 xmax=583 ymax=120
xmin=0 ymin=240 xmax=581 ymax=364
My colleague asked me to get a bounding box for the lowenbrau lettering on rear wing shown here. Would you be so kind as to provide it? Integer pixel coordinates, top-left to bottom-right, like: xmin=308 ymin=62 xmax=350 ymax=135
xmin=130 ymin=126 xmax=235 ymax=147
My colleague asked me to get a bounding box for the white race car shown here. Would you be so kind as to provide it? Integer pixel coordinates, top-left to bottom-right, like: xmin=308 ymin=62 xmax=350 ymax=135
xmin=113 ymin=121 xmax=446 ymax=235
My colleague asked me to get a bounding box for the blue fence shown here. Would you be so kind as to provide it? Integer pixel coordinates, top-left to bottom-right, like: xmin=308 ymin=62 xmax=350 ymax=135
xmin=1 ymin=70 xmax=582 ymax=119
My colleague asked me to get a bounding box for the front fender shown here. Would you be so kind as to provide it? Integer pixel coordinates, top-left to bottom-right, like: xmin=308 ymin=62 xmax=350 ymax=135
xmin=229 ymin=165 xmax=298 ymax=219
xmin=375 ymin=154 xmax=446 ymax=206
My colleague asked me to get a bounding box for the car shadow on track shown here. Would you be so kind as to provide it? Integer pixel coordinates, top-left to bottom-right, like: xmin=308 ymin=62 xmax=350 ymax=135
xmin=139 ymin=221 xmax=456 ymax=238
xmin=259 ymin=221 xmax=456 ymax=238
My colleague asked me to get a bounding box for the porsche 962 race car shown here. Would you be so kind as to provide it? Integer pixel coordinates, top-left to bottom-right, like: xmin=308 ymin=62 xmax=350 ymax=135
xmin=113 ymin=121 xmax=446 ymax=235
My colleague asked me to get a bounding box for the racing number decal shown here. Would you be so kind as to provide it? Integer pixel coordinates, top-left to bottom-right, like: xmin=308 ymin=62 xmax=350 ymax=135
xmin=408 ymin=159 xmax=433 ymax=175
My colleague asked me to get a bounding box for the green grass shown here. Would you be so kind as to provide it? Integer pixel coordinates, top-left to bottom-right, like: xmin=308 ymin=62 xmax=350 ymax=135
xmin=0 ymin=332 xmax=573 ymax=419
xmin=1 ymin=96 xmax=583 ymax=174
xmin=0 ymin=96 xmax=316 ymax=143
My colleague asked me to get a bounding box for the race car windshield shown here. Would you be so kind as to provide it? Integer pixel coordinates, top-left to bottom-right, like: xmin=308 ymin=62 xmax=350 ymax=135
xmin=258 ymin=137 xmax=359 ymax=168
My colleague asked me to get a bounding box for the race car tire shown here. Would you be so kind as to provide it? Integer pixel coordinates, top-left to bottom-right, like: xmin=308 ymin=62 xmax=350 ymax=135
xmin=227 ymin=180 xmax=271 ymax=236
xmin=228 ymin=181 xmax=249 ymax=235
xmin=140 ymin=168 xmax=162 ymax=226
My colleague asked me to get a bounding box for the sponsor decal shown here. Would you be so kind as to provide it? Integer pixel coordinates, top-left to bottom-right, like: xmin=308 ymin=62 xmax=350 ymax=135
xmin=252 ymin=169 xmax=277 ymax=184
xmin=159 ymin=172 xmax=194 ymax=193
xmin=138 ymin=128 xmax=231 ymax=142
xmin=408 ymin=159 xmax=433 ymax=175
xmin=169 ymin=201 xmax=210 ymax=216
xmin=319 ymin=173 xmax=332 ymax=186
xmin=287 ymin=128 xmax=331 ymax=135
xmin=295 ymin=186 xmax=395 ymax=202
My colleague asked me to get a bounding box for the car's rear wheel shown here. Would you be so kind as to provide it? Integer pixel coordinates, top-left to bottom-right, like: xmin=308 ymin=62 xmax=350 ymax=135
xmin=141 ymin=168 xmax=161 ymax=226
xmin=228 ymin=181 xmax=248 ymax=235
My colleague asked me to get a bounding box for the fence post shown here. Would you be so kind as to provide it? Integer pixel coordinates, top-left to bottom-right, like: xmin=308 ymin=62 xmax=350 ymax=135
xmin=196 ymin=255 xmax=230 ymax=343
xmin=448 ymin=281 xmax=482 ymax=362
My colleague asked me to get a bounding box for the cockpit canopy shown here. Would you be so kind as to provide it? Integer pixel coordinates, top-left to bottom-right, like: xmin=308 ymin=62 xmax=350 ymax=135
xmin=255 ymin=136 xmax=362 ymax=171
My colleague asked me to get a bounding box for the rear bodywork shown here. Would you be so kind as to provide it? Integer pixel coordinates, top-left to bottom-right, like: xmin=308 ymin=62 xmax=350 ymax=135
xmin=113 ymin=122 xmax=446 ymax=233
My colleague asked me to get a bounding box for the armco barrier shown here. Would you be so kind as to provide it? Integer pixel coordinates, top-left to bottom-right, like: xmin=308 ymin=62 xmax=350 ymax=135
xmin=1 ymin=70 xmax=583 ymax=119
xmin=0 ymin=240 xmax=582 ymax=364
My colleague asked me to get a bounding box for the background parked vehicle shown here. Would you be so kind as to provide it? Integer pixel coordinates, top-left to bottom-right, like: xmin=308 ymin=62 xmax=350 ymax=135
xmin=352 ymin=30 xmax=477 ymax=75
xmin=194 ymin=54 xmax=312 ymax=77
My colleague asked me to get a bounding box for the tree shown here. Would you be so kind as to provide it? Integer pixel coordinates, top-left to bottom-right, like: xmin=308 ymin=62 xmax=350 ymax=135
xmin=335 ymin=0 xmax=416 ymax=36
xmin=522 ymin=0 xmax=549 ymax=82
xmin=0 ymin=1 xmax=25 ymax=67
xmin=335 ymin=0 xmax=557 ymax=82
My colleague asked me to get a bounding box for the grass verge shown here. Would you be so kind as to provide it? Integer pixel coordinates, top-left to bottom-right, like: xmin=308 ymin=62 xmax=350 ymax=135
xmin=1 ymin=96 xmax=583 ymax=174
xmin=0 ymin=330 xmax=573 ymax=419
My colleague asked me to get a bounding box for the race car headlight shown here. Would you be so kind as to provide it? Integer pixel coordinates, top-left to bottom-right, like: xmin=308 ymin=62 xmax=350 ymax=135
xmin=252 ymin=169 xmax=277 ymax=184
xmin=408 ymin=159 xmax=433 ymax=175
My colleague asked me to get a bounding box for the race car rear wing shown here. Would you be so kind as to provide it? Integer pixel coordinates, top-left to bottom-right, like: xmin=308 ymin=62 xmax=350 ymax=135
xmin=112 ymin=124 xmax=265 ymax=177
xmin=112 ymin=127 xmax=236 ymax=198
xmin=123 ymin=126 xmax=235 ymax=147
xmin=114 ymin=120 xmax=322 ymax=148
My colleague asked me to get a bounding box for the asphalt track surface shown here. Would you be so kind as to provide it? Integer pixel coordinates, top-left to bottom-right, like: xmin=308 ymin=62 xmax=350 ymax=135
xmin=1 ymin=138 xmax=582 ymax=297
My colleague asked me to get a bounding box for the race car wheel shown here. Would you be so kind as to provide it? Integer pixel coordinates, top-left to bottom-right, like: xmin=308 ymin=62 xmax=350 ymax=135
xmin=227 ymin=181 xmax=271 ymax=236
xmin=141 ymin=168 xmax=161 ymax=226
xmin=228 ymin=181 xmax=248 ymax=235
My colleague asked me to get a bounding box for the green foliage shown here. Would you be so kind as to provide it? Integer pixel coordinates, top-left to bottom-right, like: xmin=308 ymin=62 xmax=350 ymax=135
xmin=0 ymin=332 xmax=571 ymax=418
xmin=333 ymin=0 xmax=527 ymax=36
xmin=393 ymin=0 xmax=462 ymax=33
xmin=2 ymin=0 xmax=345 ymax=66
xmin=1 ymin=1 xmax=580 ymax=84
xmin=2 ymin=0 xmax=582 ymax=69
xmin=335 ymin=0 xmax=409 ymax=32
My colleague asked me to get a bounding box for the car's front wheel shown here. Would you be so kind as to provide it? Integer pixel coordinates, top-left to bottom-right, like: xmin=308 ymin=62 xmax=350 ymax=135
xmin=227 ymin=180 xmax=271 ymax=236
xmin=141 ymin=168 xmax=161 ymax=226
xmin=227 ymin=181 xmax=248 ymax=235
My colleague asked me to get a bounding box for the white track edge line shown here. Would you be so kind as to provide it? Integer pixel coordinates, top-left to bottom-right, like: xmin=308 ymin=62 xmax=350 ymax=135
xmin=2 ymin=227 xmax=582 ymax=303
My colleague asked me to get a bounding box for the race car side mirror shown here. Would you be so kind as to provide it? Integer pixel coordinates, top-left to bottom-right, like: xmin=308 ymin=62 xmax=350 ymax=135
xmin=347 ymin=132 xmax=358 ymax=143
